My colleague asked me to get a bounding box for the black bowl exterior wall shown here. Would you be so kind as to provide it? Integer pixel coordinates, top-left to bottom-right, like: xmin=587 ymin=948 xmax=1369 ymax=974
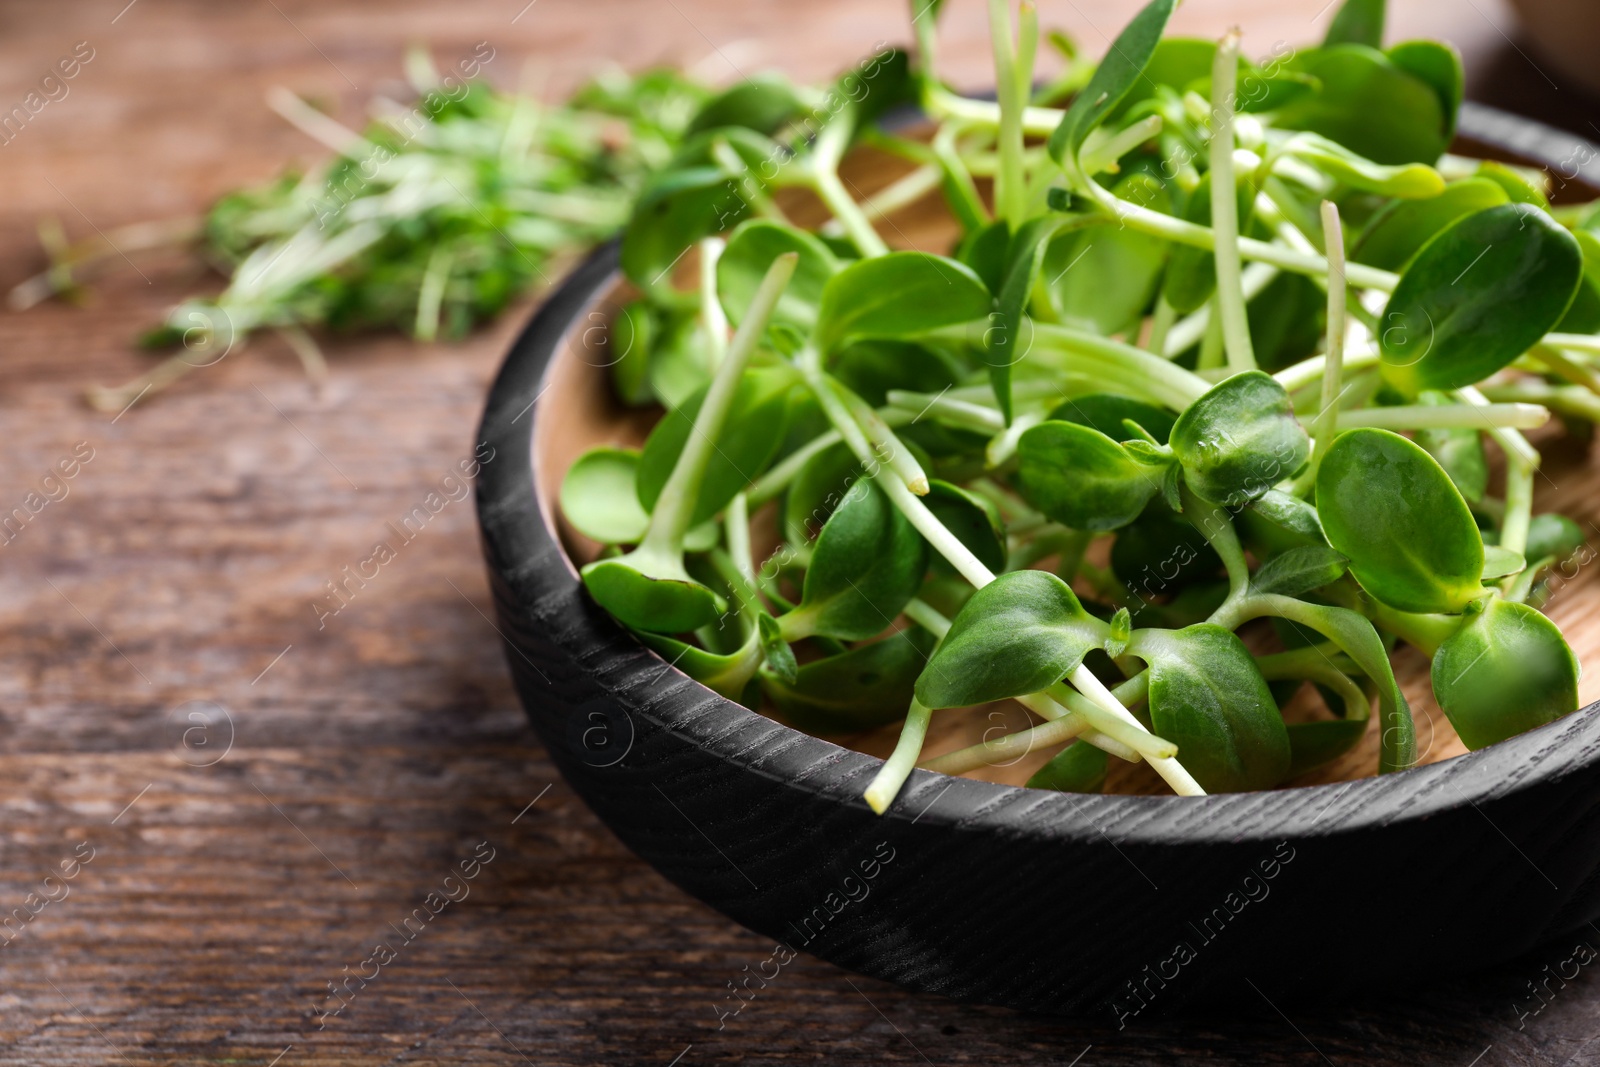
xmin=475 ymin=114 xmax=1600 ymax=1017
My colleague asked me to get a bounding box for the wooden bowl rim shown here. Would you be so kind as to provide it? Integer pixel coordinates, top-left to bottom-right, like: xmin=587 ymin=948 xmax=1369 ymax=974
xmin=477 ymin=102 xmax=1600 ymax=845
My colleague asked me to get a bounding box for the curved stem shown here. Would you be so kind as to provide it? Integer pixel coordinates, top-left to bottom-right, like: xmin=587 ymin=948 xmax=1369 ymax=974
xmin=1209 ymin=30 xmax=1256 ymax=372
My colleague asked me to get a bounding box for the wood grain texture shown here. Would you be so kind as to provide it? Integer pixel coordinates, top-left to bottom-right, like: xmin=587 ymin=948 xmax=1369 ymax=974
xmin=4 ymin=0 xmax=1600 ymax=1063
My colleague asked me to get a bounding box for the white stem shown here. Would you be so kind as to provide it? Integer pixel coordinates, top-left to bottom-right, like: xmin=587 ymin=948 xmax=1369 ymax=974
xmin=1339 ymin=403 xmax=1548 ymax=431
xmin=865 ymin=700 xmax=934 ymax=814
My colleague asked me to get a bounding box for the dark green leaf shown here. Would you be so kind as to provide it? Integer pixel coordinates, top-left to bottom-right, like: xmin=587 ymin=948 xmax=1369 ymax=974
xmin=957 ymin=219 xmax=1010 ymax=294
xmin=582 ymin=556 xmax=725 ymax=634
xmin=1432 ymin=598 xmax=1579 ymax=749
xmin=990 ymin=216 xmax=1067 ymax=421
xmin=608 ymin=300 xmax=659 ymax=406
xmin=1353 ymin=178 xmax=1509 ymax=271
xmin=757 ymin=612 xmax=799 ymax=686
xmin=784 ymin=479 xmax=928 ymax=640
xmin=1046 ymin=174 xmax=1171 ymax=335
xmin=1112 ymin=512 xmax=1225 ymax=610
xmin=1131 ymin=625 xmax=1292 ymax=792
xmin=1026 ymin=741 xmax=1108 ymax=793
xmin=1387 ymin=40 xmax=1463 ymax=142
xmin=687 ymin=73 xmax=804 ymax=137
xmin=1286 ymin=719 xmax=1370 ymax=776
xmin=1315 ymin=428 xmax=1483 ymax=613
xmin=636 ymin=629 xmax=759 ymax=700
xmin=1246 ymin=488 xmax=1327 ymax=545
xmin=620 ymin=166 xmax=749 ymax=292
xmin=1276 ymin=45 xmax=1448 ymax=165
xmin=1414 ymin=393 xmax=1488 ymax=502
xmin=1047 ymin=393 xmax=1177 ymax=444
xmin=924 ymin=479 xmax=1007 ymax=576
xmin=1380 ymin=204 xmax=1583 ymax=393
xmin=1169 ymin=371 xmax=1309 ymax=507
xmin=1048 ymin=0 xmax=1178 ymax=164
xmin=1250 ymin=544 xmax=1350 ymax=597
xmin=1016 ymin=420 xmax=1164 ymax=531
xmin=763 ymin=628 xmax=933 ymax=734
xmin=915 ymin=570 xmax=1104 ymax=708
xmin=815 ymin=252 xmax=992 ymax=355
xmin=783 ymin=441 xmax=863 ymax=546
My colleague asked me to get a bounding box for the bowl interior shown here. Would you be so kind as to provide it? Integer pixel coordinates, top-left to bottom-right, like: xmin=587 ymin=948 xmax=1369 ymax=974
xmin=533 ymin=123 xmax=1600 ymax=796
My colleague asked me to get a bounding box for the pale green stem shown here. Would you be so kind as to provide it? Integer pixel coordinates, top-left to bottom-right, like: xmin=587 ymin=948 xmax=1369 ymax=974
xmin=865 ymin=699 xmax=935 ymax=814
xmin=1340 ymin=403 xmax=1548 ymax=431
xmin=833 ymin=380 xmax=930 ymax=494
xmin=1311 ymin=200 xmax=1347 ymax=467
xmin=1031 ymin=323 xmax=1211 ymax=408
xmin=810 ymin=167 xmax=889 ymax=257
xmin=1209 ymin=30 xmax=1255 ymax=372
xmin=925 ymin=86 xmax=1066 ymax=136
xmin=925 ymin=673 xmax=1150 ymax=775
xmin=1197 ymin=303 xmax=1226 ymax=371
xmin=1161 ymin=261 xmax=1276 ymax=358
xmin=885 ymin=390 xmax=1007 ymax=433
xmin=1531 ymin=344 xmax=1600 ymax=397
xmin=1182 ymin=484 xmax=1250 ymax=600
xmin=986 ymin=410 xmax=1045 ymax=468
xmin=1482 ymin=379 xmax=1600 ymax=423
xmin=641 ymin=253 xmax=797 ymax=556
xmin=1073 ymin=177 xmax=1399 ymax=291
xmin=1454 ymin=385 xmax=1542 ymax=468
xmin=987 ymin=0 xmax=1025 ymax=229
xmin=1081 ymin=115 xmax=1164 ymax=176
xmin=1501 ymin=458 xmax=1535 ymax=558
xmin=1145 ymin=295 xmax=1177 ymax=355
xmin=414 ymin=245 xmax=453 ymax=342
xmin=1275 ymin=342 xmax=1381 ymax=393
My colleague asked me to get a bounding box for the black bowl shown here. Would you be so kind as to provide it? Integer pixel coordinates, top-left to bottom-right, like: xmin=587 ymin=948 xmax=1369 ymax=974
xmin=475 ymin=104 xmax=1600 ymax=1018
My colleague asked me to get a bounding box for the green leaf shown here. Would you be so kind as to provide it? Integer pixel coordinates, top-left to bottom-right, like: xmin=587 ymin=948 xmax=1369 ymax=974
xmin=1324 ymin=0 xmax=1385 ymax=47
xmin=915 ymin=570 xmax=1104 ymax=709
xmin=1387 ymin=40 xmax=1463 ymax=143
xmin=636 ymin=629 xmax=759 ymax=701
xmin=717 ymin=220 xmax=840 ymax=332
xmin=783 ymin=479 xmax=929 ymax=641
xmin=1260 ymin=597 xmax=1416 ymax=773
xmin=1474 ymin=160 xmax=1549 ymax=210
xmin=608 ymin=300 xmax=659 ymax=406
xmin=832 ymin=339 xmax=966 ymax=406
xmin=1316 ymin=428 xmax=1484 ymax=613
xmin=686 ymin=73 xmax=804 ymax=137
xmin=1112 ymin=511 xmax=1225 ymax=605
xmin=1047 ymin=0 xmax=1178 ymax=165
xmin=1026 ymin=742 xmax=1108 ymax=793
xmin=1016 ymin=420 xmax=1164 ymax=532
xmin=1480 ymin=545 xmax=1526 ymax=581
xmin=815 ymin=252 xmax=993 ymax=355
xmin=1380 ymin=204 xmax=1584 ymax=393
xmin=1353 ymin=178 xmax=1509 ymax=271
xmin=1046 ymin=174 xmax=1171 ymax=335
xmin=762 ymin=628 xmax=934 ymax=734
xmin=637 ymin=368 xmax=796 ymax=526
xmin=1169 ymin=372 xmax=1309 ymax=507
xmin=1432 ymin=598 xmax=1579 ymax=749
xmin=620 ymin=166 xmax=750 ymax=293
xmin=1250 ymin=544 xmax=1350 ymax=598
xmin=1276 ymin=45 xmax=1448 ymax=165
xmin=582 ymin=555 xmax=725 ymax=634
xmin=924 ymin=479 xmax=1007 ymax=576
xmin=1286 ymin=719 xmax=1370 ymax=777
xmin=1245 ymin=488 xmax=1327 ymax=545
xmin=1283 ymin=132 xmax=1444 ymax=198
xmin=1413 ymin=392 xmax=1488 ymax=502
xmin=957 ymin=219 xmax=1010 ymax=294
xmin=560 ymin=448 xmax=650 ymax=544
xmin=1525 ymin=513 xmax=1585 ymax=565
xmin=1052 ymin=394 xmax=1176 ymax=447
xmin=1130 ymin=625 xmax=1292 ymax=793
xmin=783 ymin=441 xmax=863 ymax=547
xmin=989 ymin=217 xmax=1067 ymax=421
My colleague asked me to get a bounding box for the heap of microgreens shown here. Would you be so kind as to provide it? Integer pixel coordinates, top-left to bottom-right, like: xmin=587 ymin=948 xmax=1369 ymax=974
xmin=562 ymin=0 xmax=1600 ymax=807
xmin=10 ymin=52 xmax=711 ymax=411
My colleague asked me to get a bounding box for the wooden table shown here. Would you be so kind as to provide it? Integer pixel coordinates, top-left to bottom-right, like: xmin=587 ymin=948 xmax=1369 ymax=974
xmin=3 ymin=1 xmax=1599 ymax=1063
